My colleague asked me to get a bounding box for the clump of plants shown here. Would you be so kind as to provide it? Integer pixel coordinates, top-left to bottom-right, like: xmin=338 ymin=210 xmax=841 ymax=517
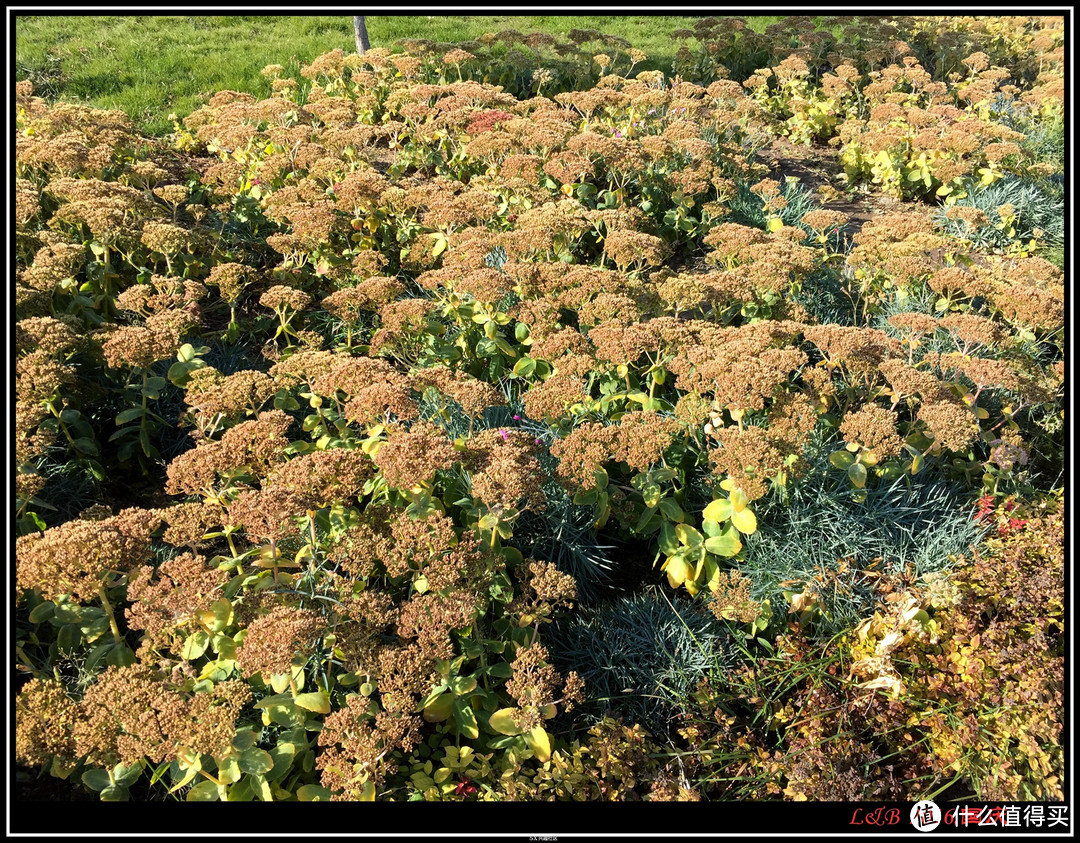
xmin=14 ymin=13 xmax=1064 ymax=807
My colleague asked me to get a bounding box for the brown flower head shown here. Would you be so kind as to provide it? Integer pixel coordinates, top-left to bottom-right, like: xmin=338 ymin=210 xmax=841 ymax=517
xmin=236 ymin=606 xmax=323 ymax=679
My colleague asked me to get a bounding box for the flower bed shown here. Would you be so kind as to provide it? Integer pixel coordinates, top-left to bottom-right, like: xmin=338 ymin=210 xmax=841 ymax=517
xmin=14 ymin=16 xmax=1064 ymax=804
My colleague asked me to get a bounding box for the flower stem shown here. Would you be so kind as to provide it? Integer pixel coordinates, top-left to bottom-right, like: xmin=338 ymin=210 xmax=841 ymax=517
xmin=97 ymin=584 xmax=123 ymax=646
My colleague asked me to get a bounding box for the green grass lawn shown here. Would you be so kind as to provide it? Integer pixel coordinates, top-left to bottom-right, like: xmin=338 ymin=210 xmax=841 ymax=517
xmin=14 ymin=14 xmax=785 ymax=135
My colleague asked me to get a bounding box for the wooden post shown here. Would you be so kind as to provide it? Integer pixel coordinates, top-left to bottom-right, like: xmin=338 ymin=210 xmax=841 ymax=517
xmin=353 ymin=16 xmax=370 ymax=55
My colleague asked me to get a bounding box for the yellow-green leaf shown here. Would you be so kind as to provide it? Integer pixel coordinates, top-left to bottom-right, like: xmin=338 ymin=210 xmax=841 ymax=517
xmin=422 ymin=691 xmax=454 ymax=723
xmin=663 ymin=554 xmax=691 ymax=588
xmin=269 ymin=672 xmax=291 ymax=694
xmin=704 ymin=534 xmax=742 ymax=557
xmin=848 ymin=461 xmax=867 ymax=488
xmin=829 ymin=449 xmax=856 ymax=470
xmin=180 ymin=630 xmax=210 ymax=661
xmin=293 ymin=691 xmax=330 ymax=714
xmin=297 ymin=784 xmax=333 ymax=801
xmin=702 ymin=498 xmax=732 ymax=523
xmin=488 ymin=707 xmax=524 ymax=736
xmin=674 ymin=523 xmax=703 ymax=549
xmin=702 ymin=556 xmax=721 ymax=593
xmin=526 ymin=726 xmax=552 ymax=763
xmin=730 ymin=507 xmax=757 ymax=535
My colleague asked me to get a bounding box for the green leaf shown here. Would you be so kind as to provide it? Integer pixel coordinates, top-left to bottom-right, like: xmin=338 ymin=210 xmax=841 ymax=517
xmin=264 ymin=743 xmax=297 ymax=783
xmin=452 ymin=698 xmax=480 ymax=740
xmin=28 ymin=601 xmax=55 ymax=623
xmin=71 ymin=437 xmax=100 ymax=456
xmin=266 ymin=704 xmax=301 ymax=727
xmin=422 ymin=692 xmax=454 ymax=723
xmin=701 ymin=556 xmax=722 ymax=593
xmin=100 ymin=785 xmax=130 ymax=802
xmin=488 ymin=707 xmax=524 ymax=736
xmin=848 ymin=461 xmax=867 ymax=489
xmin=493 ymin=336 xmax=518 ymax=358
xmin=112 ymin=763 xmax=142 ymax=788
xmin=663 ymin=553 xmax=691 ymax=588
xmin=658 ymin=520 xmax=679 ymax=556
xmin=252 ymin=773 xmax=274 ymax=802
xmin=238 ymin=747 xmax=274 ymax=776
xmin=641 ymin=483 xmax=662 ymax=508
xmin=486 ymin=661 xmax=513 ymax=679
xmin=149 ymin=761 xmax=171 ymax=787
xmin=512 ymin=355 xmax=536 ymax=378
xmin=168 ymin=762 xmax=200 ymax=794
xmin=181 ymin=630 xmax=210 ymax=661
xmin=702 ymin=498 xmax=733 ymax=522
xmin=106 ymin=643 xmax=136 ymax=667
xmin=293 ymin=691 xmax=330 ymax=714
xmin=297 ymin=784 xmax=333 ymax=801
xmin=231 ymin=730 xmax=258 ymax=753
xmin=253 ymin=693 xmax=295 ymax=710
xmin=211 ymin=633 xmax=237 ymax=659
xmin=57 ymin=623 xmax=81 ymax=653
xmin=449 ymin=675 xmax=477 ymax=696
xmin=115 ymin=407 xmax=147 ymax=425
xmin=186 ymin=779 xmax=220 ymax=801
xmin=17 ymin=512 xmax=49 ymax=535
xmin=702 ymin=516 xmax=726 ymax=537
xmin=658 ymin=498 xmax=684 ymax=522
xmin=139 ymin=425 xmax=154 ymax=458
xmin=829 ymin=449 xmax=856 ymax=470
xmin=217 ymin=756 xmax=242 ymax=785
xmin=633 ymin=504 xmax=659 ymax=534
xmin=704 ymin=534 xmax=743 ymax=557
xmin=82 ymin=768 xmax=112 ymax=792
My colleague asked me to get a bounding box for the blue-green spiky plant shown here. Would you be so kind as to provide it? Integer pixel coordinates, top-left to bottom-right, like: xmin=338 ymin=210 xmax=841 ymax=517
xmin=740 ymin=444 xmax=987 ymax=638
xmin=544 ymin=586 xmax=735 ymax=730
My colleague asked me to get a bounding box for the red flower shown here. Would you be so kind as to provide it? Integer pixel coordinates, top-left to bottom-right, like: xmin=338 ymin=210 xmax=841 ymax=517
xmin=1000 ymin=517 xmax=1026 ymax=536
xmin=454 ymin=778 xmax=478 ymax=798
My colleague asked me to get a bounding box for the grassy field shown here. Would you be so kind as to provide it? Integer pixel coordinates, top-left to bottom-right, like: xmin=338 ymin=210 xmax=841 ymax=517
xmin=14 ymin=14 xmax=785 ymax=135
